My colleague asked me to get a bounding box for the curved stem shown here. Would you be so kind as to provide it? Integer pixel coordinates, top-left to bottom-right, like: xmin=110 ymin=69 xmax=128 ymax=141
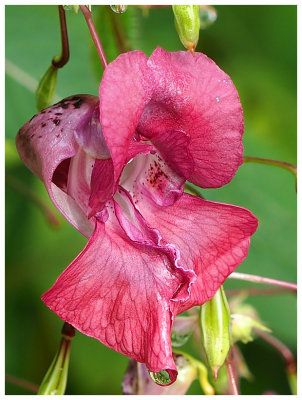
xmin=243 ymin=156 xmax=297 ymax=190
xmin=52 ymin=6 xmax=70 ymax=69
xmin=229 ymin=272 xmax=297 ymax=291
xmin=255 ymin=329 xmax=297 ymax=394
xmin=225 ymin=287 xmax=292 ymax=297
xmin=80 ymin=5 xmax=108 ymax=70
xmin=225 ymin=350 xmax=239 ymax=395
xmin=5 ymin=374 xmax=39 ymax=393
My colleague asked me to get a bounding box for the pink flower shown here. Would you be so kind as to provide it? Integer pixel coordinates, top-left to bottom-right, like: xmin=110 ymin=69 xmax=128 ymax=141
xmin=16 ymin=47 xmax=258 ymax=384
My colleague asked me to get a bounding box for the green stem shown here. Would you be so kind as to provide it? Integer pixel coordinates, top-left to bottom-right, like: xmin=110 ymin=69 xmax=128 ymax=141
xmin=6 ymin=173 xmax=60 ymax=227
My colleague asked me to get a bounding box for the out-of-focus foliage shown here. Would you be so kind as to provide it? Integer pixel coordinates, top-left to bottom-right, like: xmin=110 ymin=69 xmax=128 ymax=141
xmin=5 ymin=5 xmax=296 ymax=395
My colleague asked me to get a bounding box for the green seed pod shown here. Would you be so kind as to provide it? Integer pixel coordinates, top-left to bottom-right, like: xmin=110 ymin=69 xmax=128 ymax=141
xmin=172 ymin=5 xmax=200 ymax=52
xmin=200 ymin=286 xmax=231 ymax=379
xmin=35 ymin=65 xmax=58 ymax=111
xmin=38 ymin=323 xmax=75 ymax=395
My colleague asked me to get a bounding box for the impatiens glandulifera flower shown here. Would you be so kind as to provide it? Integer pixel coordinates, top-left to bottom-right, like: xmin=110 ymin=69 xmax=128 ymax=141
xmin=16 ymin=47 xmax=258 ymax=384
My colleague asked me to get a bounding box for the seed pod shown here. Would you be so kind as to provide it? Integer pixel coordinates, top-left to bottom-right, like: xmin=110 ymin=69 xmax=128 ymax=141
xmin=200 ymin=286 xmax=231 ymax=379
xmin=172 ymin=5 xmax=200 ymax=52
xmin=36 ymin=65 xmax=58 ymax=111
xmin=38 ymin=323 xmax=75 ymax=395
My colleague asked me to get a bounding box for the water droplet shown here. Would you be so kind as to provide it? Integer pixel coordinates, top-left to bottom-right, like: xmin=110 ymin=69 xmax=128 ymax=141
xmin=199 ymin=6 xmax=217 ymax=29
xmin=216 ymin=96 xmax=220 ymax=102
xmin=149 ymin=370 xmax=172 ymax=386
xmin=110 ymin=5 xmax=127 ymax=14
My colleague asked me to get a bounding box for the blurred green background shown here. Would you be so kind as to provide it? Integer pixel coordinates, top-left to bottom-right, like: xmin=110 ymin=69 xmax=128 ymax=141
xmin=5 ymin=5 xmax=296 ymax=395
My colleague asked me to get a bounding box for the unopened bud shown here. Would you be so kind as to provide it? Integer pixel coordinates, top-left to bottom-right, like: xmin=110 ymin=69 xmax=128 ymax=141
xmin=200 ymin=286 xmax=231 ymax=378
xmin=110 ymin=5 xmax=127 ymax=14
xmin=172 ymin=5 xmax=200 ymax=52
xmin=36 ymin=65 xmax=58 ymax=111
xmin=230 ymin=303 xmax=271 ymax=344
xmin=37 ymin=323 xmax=75 ymax=395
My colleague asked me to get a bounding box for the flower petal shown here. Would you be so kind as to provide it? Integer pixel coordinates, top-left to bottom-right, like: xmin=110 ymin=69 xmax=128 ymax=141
xmin=42 ymin=213 xmax=190 ymax=381
xmin=138 ymin=47 xmax=244 ymax=188
xmin=135 ymin=193 xmax=258 ymax=313
xmin=16 ymin=95 xmax=99 ymax=235
xmin=99 ymin=51 xmax=151 ymax=192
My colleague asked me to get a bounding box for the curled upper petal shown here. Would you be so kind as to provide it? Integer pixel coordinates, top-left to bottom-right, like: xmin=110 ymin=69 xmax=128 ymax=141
xmin=99 ymin=50 xmax=151 ymax=193
xmin=139 ymin=47 xmax=244 ymax=188
xmin=99 ymin=47 xmax=244 ymax=190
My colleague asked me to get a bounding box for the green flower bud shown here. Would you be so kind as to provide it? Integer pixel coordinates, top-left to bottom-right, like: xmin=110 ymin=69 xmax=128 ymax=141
xmin=231 ymin=306 xmax=271 ymax=344
xmin=35 ymin=65 xmax=58 ymax=111
xmin=110 ymin=5 xmax=127 ymax=14
xmin=172 ymin=5 xmax=200 ymax=52
xmin=38 ymin=323 xmax=75 ymax=395
xmin=200 ymin=286 xmax=231 ymax=379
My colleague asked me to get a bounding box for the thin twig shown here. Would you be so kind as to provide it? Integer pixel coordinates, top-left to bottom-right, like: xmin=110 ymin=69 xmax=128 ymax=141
xmin=225 ymin=287 xmax=292 ymax=297
xmin=5 ymin=374 xmax=39 ymax=393
xmin=225 ymin=350 xmax=239 ymax=395
xmin=6 ymin=173 xmax=60 ymax=227
xmin=80 ymin=5 xmax=108 ymax=70
xmin=255 ymin=329 xmax=296 ymax=372
xmin=229 ymin=272 xmax=297 ymax=292
xmin=52 ymin=6 xmax=70 ymax=69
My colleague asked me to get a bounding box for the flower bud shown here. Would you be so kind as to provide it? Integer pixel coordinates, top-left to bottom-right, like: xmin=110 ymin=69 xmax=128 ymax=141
xmin=171 ymin=314 xmax=198 ymax=347
xmin=110 ymin=5 xmax=127 ymax=14
xmin=200 ymin=286 xmax=231 ymax=379
xmin=35 ymin=65 xmax=58 ymax=111
xmin=38 ymin=323 xmax=75 ymax=395
xmin=172 ymin=5 xmax=200 ymax=52
xmin=230 ymin=302 xmax=271 ymax=344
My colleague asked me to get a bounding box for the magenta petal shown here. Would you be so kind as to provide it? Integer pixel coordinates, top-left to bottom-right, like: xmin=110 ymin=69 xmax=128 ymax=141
xmin=99 ymin=51 xmax=151 ymax=190
xmin=136 ymin=193 xmax=258 ymax=313
xmin=42 ymin=216 xmax=189 ymax=380
xmin=138 ymin=47 xmax=244 ymax=188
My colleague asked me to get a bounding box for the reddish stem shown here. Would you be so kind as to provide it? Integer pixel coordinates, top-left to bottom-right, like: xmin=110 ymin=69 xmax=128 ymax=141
xmin=52 ymin=6 xmax=70 ymax=69
xmin=255 ymin=329 xmax=296 ymax=373
xmin=229 ymin=272 xmax=297 ymax=291
xmin=80 ymin=5 xmax=108 ymax=70
xmin=225 ymin=287 xmax=292 ymax=297
xmin=225 ymin=351 xmax=239 ymax=395
xmin=5 ymin=374 xmax=39 ymax=393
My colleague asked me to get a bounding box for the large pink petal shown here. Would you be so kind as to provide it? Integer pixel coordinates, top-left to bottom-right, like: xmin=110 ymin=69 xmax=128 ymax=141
xmin=99 ymin=51 xmax=151 ymax=192
xmin=16 ymin=95 xmax=99 ymax=236
xmin=138 ymin=47 xmax=244 ymax=188
xmin=135 ymin=193 xmax=258 ymax=314
xmin=42 ymin=213 xmax=189 ymax=381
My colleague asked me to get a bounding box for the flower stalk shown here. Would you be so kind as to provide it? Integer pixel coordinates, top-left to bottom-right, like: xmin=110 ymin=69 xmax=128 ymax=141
xmin=80 ymin=5 xmax=108 ymax=69
xmin=52 ymin=6 xmax=70 ymax=69
xmin=243 ymin=156 xmax=297 ymax=190
xmin=225 ymin=350 xmax=239 ymax=395
xmin=255 ymin=328 xmax=297 ymax=395
xmin=229 ymin=272 xmax=297 ymax=291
